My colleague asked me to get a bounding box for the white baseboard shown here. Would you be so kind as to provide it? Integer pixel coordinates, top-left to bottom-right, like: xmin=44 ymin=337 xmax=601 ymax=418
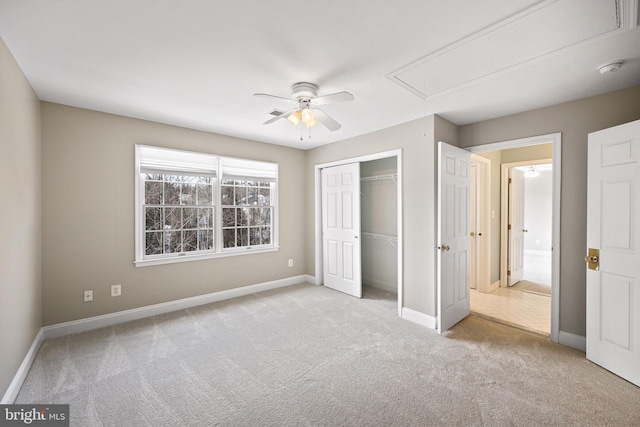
xmin=307 ymin=275 xmax=321 ymax=286
xmin=558 ymin=330 xmax=586 ymax=352
xmin=1 ymin=329 xmax=44 ymax=404
xmin=484 ymin=280 xmax=500 ymax=293
xmin=3 ymin=275 xmax=310 ymax=403
xmin=402 ymin=307 xmax=437 ymax=330
xmin=43 ymin=275 xmax=309 ymax=340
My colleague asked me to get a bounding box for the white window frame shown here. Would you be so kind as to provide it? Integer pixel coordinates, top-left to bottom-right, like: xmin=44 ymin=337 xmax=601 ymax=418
xmin=134 ymin=145 xmax=279 ymax=267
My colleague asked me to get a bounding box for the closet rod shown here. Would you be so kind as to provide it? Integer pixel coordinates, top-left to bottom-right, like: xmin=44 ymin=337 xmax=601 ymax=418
xmin=360 ymin=173 xmax=397 ymax=183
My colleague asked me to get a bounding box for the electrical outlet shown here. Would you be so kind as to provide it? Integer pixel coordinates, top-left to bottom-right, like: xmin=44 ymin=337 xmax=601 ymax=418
xmin=83 ymin=290 xmax=93 ymax=302
xmin=111 ymin=284 xmax=122 ymax=297
xmin=288 ymin=259 xmax=293 ymax=267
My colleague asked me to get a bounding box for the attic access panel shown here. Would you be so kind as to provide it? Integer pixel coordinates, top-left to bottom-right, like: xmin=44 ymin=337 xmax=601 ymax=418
xmin=388 ymin=0 xmax=630 ymax=98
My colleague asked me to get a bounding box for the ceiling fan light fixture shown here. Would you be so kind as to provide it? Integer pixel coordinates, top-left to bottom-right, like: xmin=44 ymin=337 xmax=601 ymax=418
xmin=524 ymin=166 xmax=540 ymax=178
xmin=287 ymin=110 xmax=302 ymax=126
xmin=305 ymin=118 xmax=317 ymax=128
xmin=301 ymin=108 xmax=315 ymax=126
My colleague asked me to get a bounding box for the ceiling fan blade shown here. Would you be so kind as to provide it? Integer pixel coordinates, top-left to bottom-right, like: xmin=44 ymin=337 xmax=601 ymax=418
xmin=311 ymin=91 xmax=354 ymax=105
xmin=253 ymin=93 xmax=296 ymax=104
xmin=312 ymin=108 xmax=341 ymax=131
xmin=263 ymin=108 xmax=297 ymax=125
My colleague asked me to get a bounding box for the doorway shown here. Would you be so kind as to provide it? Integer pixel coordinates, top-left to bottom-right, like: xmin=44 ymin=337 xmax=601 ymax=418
xmin=314 ymin=150 xmax=403 ymax=316
xmin=504 ymin=160 xmax=553 ymax=295
xmin=467 ymin=133 xmax=561 ymax=341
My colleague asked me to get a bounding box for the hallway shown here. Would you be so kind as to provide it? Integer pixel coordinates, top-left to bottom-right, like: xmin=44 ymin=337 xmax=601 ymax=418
xmin=470 ymin=287 xmax=550 ymax=335
xmin=470 ymin=251 xmax=551 ymax=335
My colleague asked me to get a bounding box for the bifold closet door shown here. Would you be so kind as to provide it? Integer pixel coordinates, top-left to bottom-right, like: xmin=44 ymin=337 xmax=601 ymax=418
xmin=321 ymin=163 xmax=362 ymax=298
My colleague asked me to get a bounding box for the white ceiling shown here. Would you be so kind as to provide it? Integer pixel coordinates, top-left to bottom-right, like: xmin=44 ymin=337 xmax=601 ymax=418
xmin=1 ymin=0 xmax=639 ymax=149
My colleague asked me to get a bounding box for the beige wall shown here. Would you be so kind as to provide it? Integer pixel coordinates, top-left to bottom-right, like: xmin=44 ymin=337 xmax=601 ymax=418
xmin=41 ymin=103 xmax=306 ymax=325
xmin=0 ymin=38 xmax=42 ymax=398
xmin=305 ymin=115 xmax=457 ymax=316
xmin=459 ymin=85 xmax=640 ymax=336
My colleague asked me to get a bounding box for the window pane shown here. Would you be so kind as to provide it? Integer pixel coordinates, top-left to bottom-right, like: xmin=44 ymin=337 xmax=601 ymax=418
xmin=235 ymin=186 xmax=247 ymax=204
xmin=145 ymin=207 xmax=162 ymax=231
xmin=249 ymin=227 xmax=261 ymax=245
xmin=145 ymin=232 xmax=163 ymax=255
xmin=181 ymin=183 xmax=196 ymax=205
xmin=222 ymin=208 xmax=235 ymax=227
xmin=221 ymin=185 xmax=234 ymax=205
xmin=262 ymin=208 xmax=271 ymax=225
xmin=183 ymin=207 xmax=198 ymax=229
xmin=262 ymin=226 xmax=271 ymax=245
xmin=165 ymin=231 xmax=181 ymax=253
xmin=223 ymin=229 xmax=235 ymax=248
xmin=164 ymin=182 xmax=181 ymax=205
xmin=238 ymin=227 xmax=248 ymax=246
xmin=199 ymin=208 xmax=213 ymax=228
xmin=259 ymin=188 xmax=270 ymax=205
xmin=197 ymin=184 xmax=212 ymax=205
xmin=144 ymin=173 xmax=162 ymax=181
xmin=247 ymin=207 xmax=257 ymax=226
xmin=237 ymin=208 xmax=248 ymax=226
xmin=165 ymin=208 xmax=182 ymax=230
xmin=183 ymin=230 xmax=198 ymax=252
xmin=145 ymin=181 xmax=163 ymax=205
xmin=248 ymin=187 xmax=258 ymax=205
xmin=199 ymin=229 xmax=214 ymax=250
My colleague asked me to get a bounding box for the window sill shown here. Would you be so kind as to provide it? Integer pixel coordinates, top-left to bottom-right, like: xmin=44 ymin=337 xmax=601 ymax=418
xmin=134 ymin=246 xmax=280 ymax=267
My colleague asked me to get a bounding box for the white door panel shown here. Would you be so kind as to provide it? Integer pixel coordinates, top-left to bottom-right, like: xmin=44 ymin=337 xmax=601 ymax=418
xmin=322 ymin=163 xmax=362 ymax=298
xmin=438 ymin=141 xmax=471 ymax=332
xmin=509 ymin=168 xmax=525 ymax=285
xmin=587 ymin=119 xmax=640 ymax=387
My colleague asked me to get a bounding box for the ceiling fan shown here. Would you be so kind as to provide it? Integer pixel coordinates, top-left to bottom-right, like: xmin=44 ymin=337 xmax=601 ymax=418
xmin=254 ymin=82 xmax=354 ymax=132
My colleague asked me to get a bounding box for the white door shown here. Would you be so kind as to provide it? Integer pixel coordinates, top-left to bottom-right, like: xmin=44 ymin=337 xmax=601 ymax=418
xmin=470 ymin=161 xmax=478 ymax=290
xmin=437 ymin=141 xmax=471 ymax=332
xmin=587 ymin=119 xmax=640 ymax=387
xmin=508 ymin=168 xmax=525 ymax=285
xmin=322 ymin=163 xmax=362 ymax=298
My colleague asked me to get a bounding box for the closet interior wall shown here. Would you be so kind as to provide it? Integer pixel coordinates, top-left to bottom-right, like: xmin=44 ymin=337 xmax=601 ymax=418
xmin=361 ymin=157 xmax=398 ymax=294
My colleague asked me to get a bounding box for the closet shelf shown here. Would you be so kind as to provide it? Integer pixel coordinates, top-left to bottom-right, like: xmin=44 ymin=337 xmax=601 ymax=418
xmin=362 ymin=232 xmax=398 ymax=248
xmin=360 ymin=173 xmax=397 ymax=183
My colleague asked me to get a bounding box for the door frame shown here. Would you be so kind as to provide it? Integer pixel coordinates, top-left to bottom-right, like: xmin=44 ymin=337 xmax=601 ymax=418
xmin=314 ymin=149 xmax=403 ymax=316
xmin=500 ymin=159 xmax=553 ymax=288
xmin=467 ymin=133 xmax=561 ymax=343
xmin=470 ymin=154 xmax=491 ymax=293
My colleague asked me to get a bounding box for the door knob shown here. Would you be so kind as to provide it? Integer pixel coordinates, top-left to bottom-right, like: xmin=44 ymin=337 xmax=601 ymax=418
xmin=523 ymin=229 xmax=529 ymax=232
xmin=470 ymin=232 xmax=475 ymax=237
xmin=439 ymin=245 xmax=450 ymax=251
xmin=585 ymin=248 xmax=599 ymax=271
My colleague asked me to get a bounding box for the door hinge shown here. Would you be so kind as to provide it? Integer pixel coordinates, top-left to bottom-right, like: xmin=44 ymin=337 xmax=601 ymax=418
xmin=509 ymin=178 xmax=512 ymax=184
xmin=508 ymin=224 xmax=511 ymax=230
xmin=507 ymin=270 xmax=511 ymax=276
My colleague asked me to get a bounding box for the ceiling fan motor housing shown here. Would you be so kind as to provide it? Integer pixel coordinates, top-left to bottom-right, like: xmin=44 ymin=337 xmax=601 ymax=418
xmin=292 ymin=82 xmax=318 ymax=101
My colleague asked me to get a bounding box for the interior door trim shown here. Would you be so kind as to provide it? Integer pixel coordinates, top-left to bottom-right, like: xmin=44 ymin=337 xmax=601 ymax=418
xmin=314 ymin=149 xmax=403 ymax=316
xmin=467 ymin=132 xmax=561 ymax=344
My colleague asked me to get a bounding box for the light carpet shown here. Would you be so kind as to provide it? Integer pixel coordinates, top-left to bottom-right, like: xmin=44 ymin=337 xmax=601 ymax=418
xmin=17 ymin=284 xmax=640 ymax=426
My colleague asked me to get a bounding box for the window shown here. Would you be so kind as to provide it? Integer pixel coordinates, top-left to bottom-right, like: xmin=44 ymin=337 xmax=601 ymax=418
xmin=135 ymin=145 xmax=278 ymax=266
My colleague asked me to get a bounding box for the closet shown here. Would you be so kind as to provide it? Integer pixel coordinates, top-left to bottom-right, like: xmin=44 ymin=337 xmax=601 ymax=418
xmin=360 ymin=157 xmax=398 ymax=295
